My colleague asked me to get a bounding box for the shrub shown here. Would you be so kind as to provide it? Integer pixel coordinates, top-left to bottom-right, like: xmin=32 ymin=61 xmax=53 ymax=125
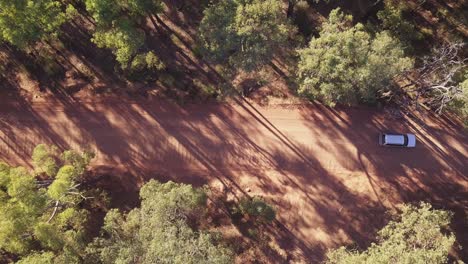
xmin=326 ymin=202 xmax=456 ymax=264
xmin=145 ymin=51 xmax=165 ymax=71
xmin=238 ymin=196 xmax=276 ymax=223
xmin=377 ymin=0 xmax=423 ymax=53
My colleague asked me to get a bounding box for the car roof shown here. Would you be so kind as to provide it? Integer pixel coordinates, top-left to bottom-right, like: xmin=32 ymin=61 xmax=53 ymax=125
xmin=406 ymin=134 xmax=416 ymax=147
xmin=385 ymin=134 xmax=405 ymax=145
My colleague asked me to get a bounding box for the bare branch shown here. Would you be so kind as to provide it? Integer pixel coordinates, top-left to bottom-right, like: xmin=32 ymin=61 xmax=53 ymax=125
xmin=47 ymin=201 xmax=60 ymax=223
xmin=408 ymin=42 xmax=467 ymax=113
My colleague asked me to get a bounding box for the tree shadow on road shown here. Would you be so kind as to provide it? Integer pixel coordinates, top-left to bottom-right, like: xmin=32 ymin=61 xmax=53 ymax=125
xmin=0 ymin=97 xmax=466 ymax=262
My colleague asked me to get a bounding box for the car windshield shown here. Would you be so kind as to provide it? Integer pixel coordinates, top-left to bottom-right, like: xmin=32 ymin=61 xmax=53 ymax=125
xmin=403 ymin=135 xmax=409 ymax=146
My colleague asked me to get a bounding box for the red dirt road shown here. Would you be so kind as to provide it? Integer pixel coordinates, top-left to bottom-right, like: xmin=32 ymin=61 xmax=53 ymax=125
xmin=0 ymin=97 xmax=467 ymax=262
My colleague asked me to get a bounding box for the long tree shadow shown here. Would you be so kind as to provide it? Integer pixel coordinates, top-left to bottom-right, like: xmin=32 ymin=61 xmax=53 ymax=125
xmin=298 ymin=102 xmax=468 ymax=259
xmin=1 ymin=97 xmax=465 ymax=261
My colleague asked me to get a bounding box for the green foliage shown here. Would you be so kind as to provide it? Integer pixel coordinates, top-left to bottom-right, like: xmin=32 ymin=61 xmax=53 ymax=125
xmin=85 ymin=0 xmax=162 ymax=69
xmin=145 ymin=51 xmax=166 ymax=71
xmin=460 ymin=79 xmax=468 ymax=115
xmin=0 ymin=144 xmax=95 ymax=261
xmin=62 ymin=149 xmax=95 ymax=176
xmin=199 ymin=0 xmax=294 ymax=72
xmin=92 ymin=19 xmax=145 ymax=68
xmin=199 ymin=0 xmax=238 ymax=64
xmin=125 ymin=0 xmax=163 ymax=17
xmin=47 ymin=165 xmax=78 ymax=202
xmin=292 ymin=0 xmax=313 ymax=37
xmin=297 ymin=8 xmax=413 ymax=106
xmin=0 ymin=162 xmax=10 ymax=186
xmin=0 ymin=0 xmax=73 ymax=48
xmin=85 ymin=0 xmax=122 ymax=26
xmin=86 ymin=0 xmax=162 ymax=24
xmin=238 ymin=196 xmax=276 ymax=223
xmin=326 ymin=202 xmax=456 ymax=264
xmin=16 ymin=251 xmax=55 ymax=264
xmin=0 ymin=167 xmax=42 ymax=254
xmin=451 ymin=77 xmax=468 ymax=125
xmin=130 ymin=51 xmax=166 ymax=73
xmin=32 ymin=144 xmax=58 ymax=177
xmin=87 ymin=179 xmax=233 ymax=264
xmin=34 ymin=222 xmax=65 ymax=250
xmin=377 ymin=1 xmax=422 ymax=53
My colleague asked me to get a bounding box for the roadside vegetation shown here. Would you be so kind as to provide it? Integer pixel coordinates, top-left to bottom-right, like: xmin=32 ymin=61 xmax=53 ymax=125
xmin=297 ymin=8 xmax=413 ymax=106
xmin=1 ymin=0 xmax=466 ymax=121
xmin=0 ymin=145 xmax=461 ymax=263
xmin=0 ymin=145 xmax=280 ymax=263
xmin=326 ymin=203 xmax=456 ymax=264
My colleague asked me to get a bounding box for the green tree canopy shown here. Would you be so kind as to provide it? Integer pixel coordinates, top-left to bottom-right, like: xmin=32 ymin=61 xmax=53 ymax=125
xmin=199 ymin=0 xmax=294 ymax=72
xmin=0 ymin=144 xmax=95 ymax=262
xmin=297 ymin=8 xmax=413 ymax=106
xmin=85 ymin=0 xmax=162 ymax=69
xmin=376 ymin=0 xmax=421 ymax=53
xmin=326 ymin=202 xmax=456 ymax=264
xmin=0 ymin=0 xmax=75 ymax=48
xmin=86 ymin=180 xmax=233 ymax=264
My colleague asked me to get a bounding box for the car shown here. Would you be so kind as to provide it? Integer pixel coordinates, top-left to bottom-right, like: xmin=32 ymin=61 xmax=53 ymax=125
xmin=379 ymin=133 xmax=416 ymax=147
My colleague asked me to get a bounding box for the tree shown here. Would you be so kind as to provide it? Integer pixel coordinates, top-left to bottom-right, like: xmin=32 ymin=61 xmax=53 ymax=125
xmin=86 ymin=180 xmax=233 ymax=264
xmin=91 ymin=19 xmax=145 ymax=67
xmin=85 ymin=0 xmax=163 ymax=69
xmin=326 ymin=202 xmax=456 ymax=264
xmin=0 ymin=144 xmax=96 ymax=262
xmin=297 ymin=8 xmax=413 ymax=106
xmin=376 ymin=0 xmax=422 ymax=53
xmin=0 ymin=0 xmax=75 ymax=48
xmin=407 ymin=42 xmax=468 ymax=114
xmin=125 ymin=0 xmax=163 ymax=17
xmin=199 ymin=0 xmax=294 ymax=72
xmin=16 ymin=251 xmax=55 ymax=264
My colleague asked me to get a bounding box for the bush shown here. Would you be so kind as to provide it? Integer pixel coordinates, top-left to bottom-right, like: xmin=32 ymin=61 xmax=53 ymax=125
xmin=193 ymin=79 xmax=219 ymax=99
xmin=198 ymin=0 xmax=294 ymax=72
xmin=238 ymin=196 xmax=276 ymax=223
xmin=145 ymin=51 xmax=165 ymax=71
xmin=130 ymin=53 xmax=147 ymax=72
xmin=128 ymin=52 xmax=165 ymax=80
xmin=32 ymin=144 xmax=58 ymax=177
xmin=293 ymin=1 xmax=313 ymax=37
xmin=326 ymin=202 xmax=456 ymax=264
xmin=449 ymin=78 xmax=468 ymax=126
xmin=377 ymin=0 xmax=423 ymax=53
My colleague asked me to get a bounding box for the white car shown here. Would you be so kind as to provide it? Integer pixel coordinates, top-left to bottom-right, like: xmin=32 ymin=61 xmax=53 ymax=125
xmin=379 ymin=133 xmax=416 ymax=147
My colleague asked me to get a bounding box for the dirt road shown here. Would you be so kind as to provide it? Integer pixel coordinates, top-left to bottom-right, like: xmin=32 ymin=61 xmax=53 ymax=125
xmin=0 ymin=96 xmax=467 ymax=262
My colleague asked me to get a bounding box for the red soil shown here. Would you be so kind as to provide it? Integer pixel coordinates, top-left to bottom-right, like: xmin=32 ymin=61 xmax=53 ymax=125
xmin=0 ymin=96 xmax=466 ymax=262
